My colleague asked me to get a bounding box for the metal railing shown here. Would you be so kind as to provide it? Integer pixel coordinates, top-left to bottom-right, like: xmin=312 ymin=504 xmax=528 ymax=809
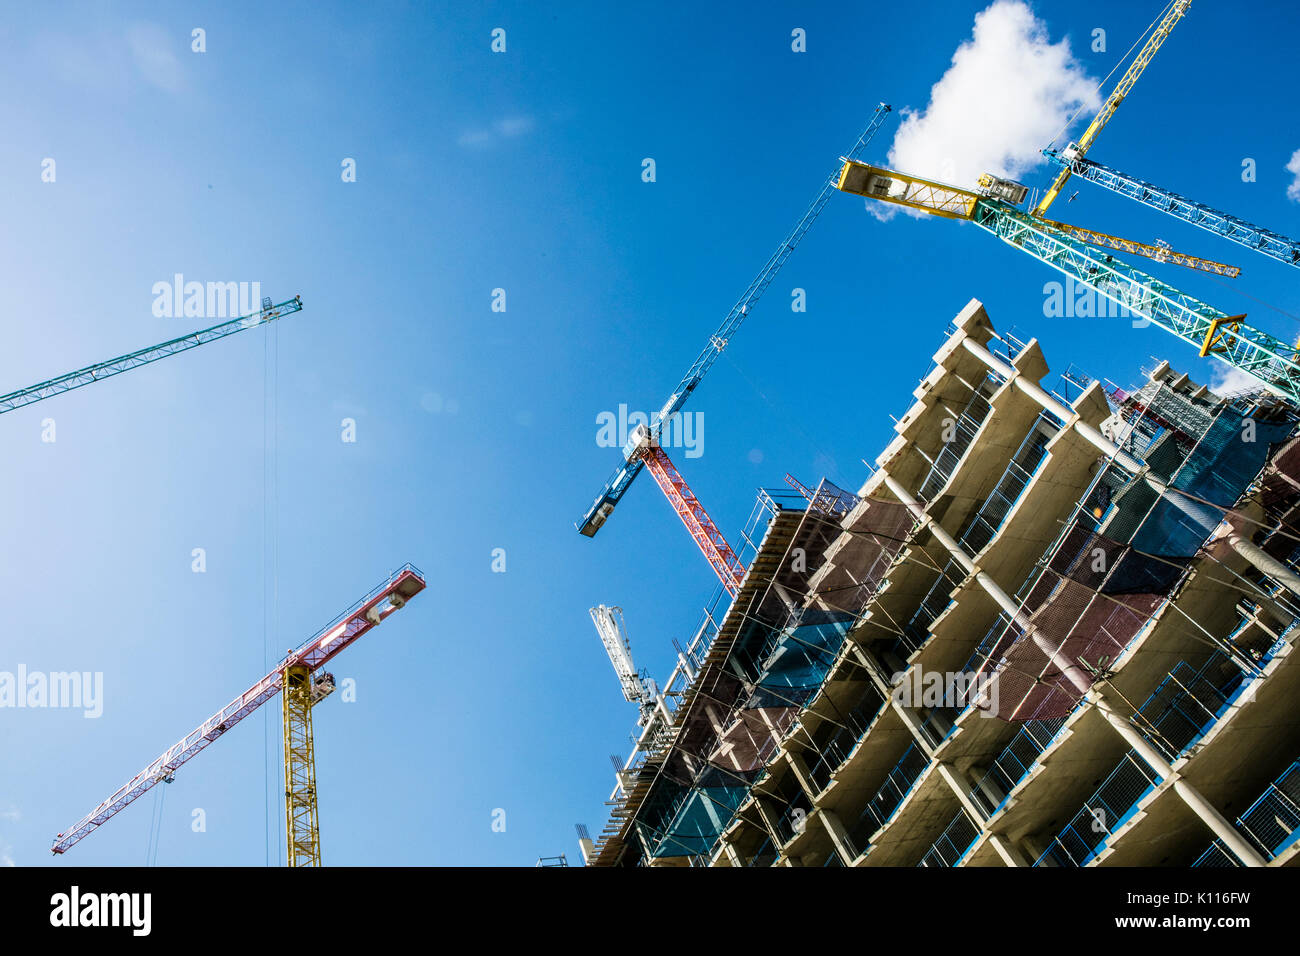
xmin=1237 ymin=759 xmax=1300 ymax=860
xmin=805 ymin=684 xmax=887 ymax=795
xmin=1034 ymin=750 xmax=1161 ymax=867
xmin=745 ymin=833 xmax=777 ymax=867
xmin=848 ymin=742 xmax=931 ymax=851
xmin=918 ymin=383 xmax=995 ymax=501
xmin=959 ymin=418 xmax=1054 ymax=555
xmin=890 ymin=559 xmax=959 ymax=660
xmin=1191 ymin=839 xmax=1239 ymax=868
xmin=1132 ymin=652 xmax=1250 ymax=762
xmin=919 ymin=809 xmax=981 ymax=867
xmin=970 ymin=717 xmax=1068 ymax=817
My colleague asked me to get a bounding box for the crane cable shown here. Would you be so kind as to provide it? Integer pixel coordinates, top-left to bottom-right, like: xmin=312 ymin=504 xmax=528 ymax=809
xmin=145 ymin=778 xmax=166 ymax=866
xmin=720 ymin=349 xmax=853 ymax=489
xmin=1044 ymin=0 xmax=1173 ymax=152
xmin=262 ymin=308 xmax=281 ymax=866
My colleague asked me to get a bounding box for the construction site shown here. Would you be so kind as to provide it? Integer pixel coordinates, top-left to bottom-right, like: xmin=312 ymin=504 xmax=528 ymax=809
xmin=581 ymin=299 xmax=1300 ymax=867
xmin=570 ymin=0 xmax=1300 ymax=868
xmin=7 ymin=0 xmax=1300 ymax=891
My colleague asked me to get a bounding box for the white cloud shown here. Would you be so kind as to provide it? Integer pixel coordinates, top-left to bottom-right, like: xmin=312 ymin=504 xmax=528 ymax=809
xmin=885 ymin=0 xmax=1100 ymax=195
xmin=126 ymin=22 xmax=185 ymax=93
xmin=1208 ymin=362 xmax=1262 ymax=397
xmin=1286 ymin=148 xmax=1300 ymax=203
xmin=457 ymin=115 xmax=535 ymax=149
xmin=494 ymin=116 xmax=535 ymax=137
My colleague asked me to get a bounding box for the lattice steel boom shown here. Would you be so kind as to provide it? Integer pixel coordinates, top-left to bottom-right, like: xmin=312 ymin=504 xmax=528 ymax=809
xmin=837 ymin=161 xmax=1300 ymax=404
xmin=636 ymin=431 xmax=745 ymax=595
xmin=1042 ymin=150 xmax=1300 ymax=271
xmin=576 ymin=105 xmax=893 ymax=538
xmin=51 ymin=564 xmax=426 ymax=857
xmin=1038 ymin=218 xmax=1240 ymax=278
xmin=1035 ymin=0 xmax=1192 ymax=216
xmin=1 ymin=296 xmax=304 ymax=416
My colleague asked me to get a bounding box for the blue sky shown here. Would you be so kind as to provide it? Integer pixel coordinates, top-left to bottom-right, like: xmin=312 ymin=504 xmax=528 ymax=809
xmin=1 ymin=0 xmax=1298 ymax=866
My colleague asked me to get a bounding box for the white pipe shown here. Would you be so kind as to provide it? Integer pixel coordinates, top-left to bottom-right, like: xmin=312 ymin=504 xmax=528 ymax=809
xmin=962 ymin=336 xmax=1300 ymax=598
xmin=883 ymin=473 xmax=1091 ymax=696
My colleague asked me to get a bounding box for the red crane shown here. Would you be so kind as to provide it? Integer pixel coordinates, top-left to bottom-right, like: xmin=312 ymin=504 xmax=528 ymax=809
xmin=52 ymin=565 xmax=426 ymax=860
xmin=630 ymin=425 xmax=744 ymax=595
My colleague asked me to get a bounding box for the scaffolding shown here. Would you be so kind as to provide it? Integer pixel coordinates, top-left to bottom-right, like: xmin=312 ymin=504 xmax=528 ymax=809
xmin=590 ymin=304 xmax=1300 ymax=867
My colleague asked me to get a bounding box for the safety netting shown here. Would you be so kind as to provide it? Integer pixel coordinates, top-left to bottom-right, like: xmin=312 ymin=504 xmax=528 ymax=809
xmin=978 ymin=386 xmax=1297 ymax=722
xmin=632 ymin=484 xmax=916 ymax=858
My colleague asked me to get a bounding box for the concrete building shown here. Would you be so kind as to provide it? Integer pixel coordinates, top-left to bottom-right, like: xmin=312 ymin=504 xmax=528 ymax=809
xmin=587 ymin=299 xmax=1300 ymax=868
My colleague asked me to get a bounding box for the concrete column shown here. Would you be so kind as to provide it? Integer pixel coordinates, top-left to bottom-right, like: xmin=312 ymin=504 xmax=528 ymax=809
xmin=1020 ymin=833 xmax=1049 ymax=865
xmin=1172 ymin=781 xmax=1267 ymax=868
xmin=723 ymin=840 xmax=743 ymax=867
xmin=1096 ymin=700 xmax=1176 ymax=780
xmin=960 ymin=336 xmax=1146 ymax=471
xmin=891 ymin=696 xmax=938 ymax=754
xmin=964 ymin=762 xmax=1008 ymax=815
xmin=1097 ymin=704 xmax=1266 ymax=867
xmin=752 ymin=796 xmax=785 ymax=850
xmin=819 ymin=808 xmax=858 ymax=865
xmin=962 ymin=335 xmax=1300 ymax=600
xmin=935 ymin=761 xmax=994 ymax=829
xmin=853 ymin=643 xmax=897 ymax=698
xmin=788 ymin=751 xmax=819 ymax=802
xmin=988 ymin=834 xmax=1028 ymax=867
xmin=883 ymin=473 xmax=1092 ymax=697
xmin=1226 ymin=531 xmax=1300 ymax=600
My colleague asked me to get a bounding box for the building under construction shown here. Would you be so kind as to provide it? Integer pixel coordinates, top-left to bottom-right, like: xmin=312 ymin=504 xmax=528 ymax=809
xmin=584 ymin=298 xmax=1300 ymax=868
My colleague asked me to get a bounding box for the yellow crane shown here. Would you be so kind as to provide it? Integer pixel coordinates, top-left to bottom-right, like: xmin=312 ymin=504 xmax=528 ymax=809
xmin=1035 ymin=0 xmax=1193 ymax=216
xmin=1033 ymin=218 xmax=1239 ymax=278
xmin=836 ymin=160 xmax=1300 ymax=402
xmin=878 ymin=167 xmax=1240 ymax=277
xmin=53 ymin=566 xmax=426 ymax=863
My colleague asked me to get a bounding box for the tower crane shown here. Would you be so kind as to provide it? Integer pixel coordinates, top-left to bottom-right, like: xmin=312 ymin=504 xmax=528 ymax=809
xmin=51 ymin=564 xmax=426 ymax=864
xmin=575 ymin=106 xmax=894 ymax=582
xmin=835 ymin=161 xmax=1300 ymax=403
xmin=1034 ymin=0 xmax=1193 ymax=217
xmin=1 ymin=296 xmax=303 ymax=416
xmin=1032 ymin=215 xmax=1239 ymax=278
xmin=590 ymin=603 xmax=667 ymax=727
xmin=1042 ymin=150 xmax=1300 ymax=271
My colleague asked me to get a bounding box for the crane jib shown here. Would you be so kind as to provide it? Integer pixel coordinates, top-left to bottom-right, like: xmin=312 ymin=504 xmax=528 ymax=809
xmin=50 ymin=565 xmax=425 ymax=855
xmin=575 ymin=104 xmax=894 ymax=537
xmin=0 ymin=296 xmax=304 ymax=415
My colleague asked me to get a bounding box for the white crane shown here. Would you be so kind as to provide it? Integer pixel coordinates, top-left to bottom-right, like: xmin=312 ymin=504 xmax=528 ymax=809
xmin=589 ymin=605 xmax=664 ymax=727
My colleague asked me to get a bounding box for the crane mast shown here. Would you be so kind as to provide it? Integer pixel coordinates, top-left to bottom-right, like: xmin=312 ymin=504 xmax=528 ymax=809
xmin=576 ymin=105 xmax=893 ymax=539
xmin=51 ymin=564 xmax=425 ymax=858
xmin=1042 ymin=150 xmax=1300 ymax=270
xmin=1 ymin=296 xmax=304 ymax=416
xmin=283 ymin=664 xmax=323 ymax=867
xmin=1035 ymin=0 xmax=1193 ymax=216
